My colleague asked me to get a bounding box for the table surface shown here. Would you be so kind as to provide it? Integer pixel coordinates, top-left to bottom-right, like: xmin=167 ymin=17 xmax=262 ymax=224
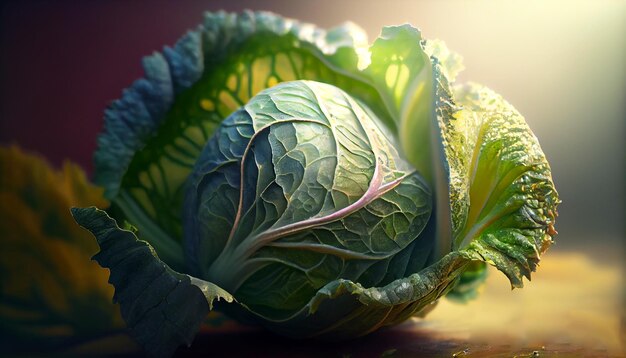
xmin=62 ymin=252 xmax=623 ymax=357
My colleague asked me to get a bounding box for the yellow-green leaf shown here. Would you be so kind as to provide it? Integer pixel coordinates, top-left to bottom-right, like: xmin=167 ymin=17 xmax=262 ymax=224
xmin=0 ymin=145 xmax=123 ymax=345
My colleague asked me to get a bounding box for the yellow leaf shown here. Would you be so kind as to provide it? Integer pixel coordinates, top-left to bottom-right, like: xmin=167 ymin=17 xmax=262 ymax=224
xmin=0 ymin=145 xmax=123 ymax=344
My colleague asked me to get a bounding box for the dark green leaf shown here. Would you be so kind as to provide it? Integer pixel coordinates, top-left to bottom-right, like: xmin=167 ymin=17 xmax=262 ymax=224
xmin=71 ymin=207 xmax=233 ymax=357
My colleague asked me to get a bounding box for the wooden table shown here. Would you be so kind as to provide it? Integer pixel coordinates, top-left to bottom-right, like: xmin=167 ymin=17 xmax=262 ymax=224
xmin=64 ymin=252 xmax=624 ymax=357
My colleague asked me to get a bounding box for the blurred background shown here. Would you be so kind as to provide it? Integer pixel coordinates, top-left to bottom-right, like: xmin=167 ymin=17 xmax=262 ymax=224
xmin=1 ymin=0 xmax=624 ymax=356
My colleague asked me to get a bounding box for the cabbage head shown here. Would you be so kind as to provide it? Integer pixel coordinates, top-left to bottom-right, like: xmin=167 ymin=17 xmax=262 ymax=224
xmin=72 ymin=11 xmax=559 ymax=357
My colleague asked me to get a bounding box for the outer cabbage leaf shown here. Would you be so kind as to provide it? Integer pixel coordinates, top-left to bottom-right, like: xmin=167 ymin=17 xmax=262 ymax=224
xmin=423 ymin=39 xmax=464 ymax=83
xmin=251 ymin=250 xmax=469 ymax=339
xmin=433 ymin=73 xmax=559 ymax=287
xmin=365 ymin=25 xmax=435 ymax=182
xmin=0 ymin=146 xmax=123 ymax=347
xmin=71 ymin=207 xmax=233 ymax=358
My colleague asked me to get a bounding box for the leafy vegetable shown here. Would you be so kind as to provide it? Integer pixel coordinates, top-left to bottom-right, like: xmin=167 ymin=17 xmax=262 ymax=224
xmin=72 ymin=207 xmax=233 ymax=357
xmin=0 ymin=146 xmax=123 ymax=347
xmin=72 ymin=10 xmax=559 ymax=356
